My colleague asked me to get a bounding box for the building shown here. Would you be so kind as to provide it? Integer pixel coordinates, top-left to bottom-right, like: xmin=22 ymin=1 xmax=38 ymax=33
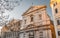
xmin=50 ymin=0 xmax=60 ymax=38
xmin=1 ymin=19 xmax=22 ymax=32
xmin=1 ymin=25 xmax=10 ymax=32
xmin=1 ymin=19 xmax=22 ymax=38
xmin=20 ymin=5 xmax=55 ymax=38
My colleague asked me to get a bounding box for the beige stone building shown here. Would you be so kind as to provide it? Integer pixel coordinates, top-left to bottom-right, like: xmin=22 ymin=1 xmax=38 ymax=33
xmin=20 ymin=5 xmax=55 ymax=38
xmin=50 ymin=0 xmax=60 ymax=38
xmin=1 ymin=19 xmax=22 ymax=32
xmin=1 ymin=19 xmax=22 ymax=38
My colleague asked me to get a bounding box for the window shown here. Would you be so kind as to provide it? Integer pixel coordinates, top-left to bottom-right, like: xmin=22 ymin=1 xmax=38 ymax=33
xmin=11 ymin=29 xmax=13 ymax=31
xmin=30 ymin=15 xmax=33 ymax=22
xmin=57 ymin=20 xmax=60 ymax=25
xmin=53 ymin=2 xmax=57 ymax=7
xmin=39 ymin=14 xmax=42 ymax=20
xmin=54 ymin=4 xmax=55 ymax=7
xmin=29 ymin=32 xmax=34 ymax=38
xmin=39 ymin=31 xmax=43 ymax=38
xmin=55 ymin=8 xmax=58 ymax=13
xmin=58 ymin=31 xmax=60 ymax=36
xmin=25 ymin=20 xmax=26 ymax=24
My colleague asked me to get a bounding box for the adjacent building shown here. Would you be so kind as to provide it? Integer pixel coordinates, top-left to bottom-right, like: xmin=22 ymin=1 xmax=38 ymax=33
xmin=1 ymin=19 xmax=22 ymax=32
xmin=20 ymin=5 xmax=55 ymax=38
xmin=50 ymin=0 xmax=60 ymax=38
xmin=1 ymin=19 xmax=22 ymax=38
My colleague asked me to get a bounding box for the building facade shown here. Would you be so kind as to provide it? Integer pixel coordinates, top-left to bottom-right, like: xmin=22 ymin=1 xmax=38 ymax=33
xmin=50 ymin=0 xmax=60 ymax=38
xmin=21 ymin=5 xmax=55 ymax=38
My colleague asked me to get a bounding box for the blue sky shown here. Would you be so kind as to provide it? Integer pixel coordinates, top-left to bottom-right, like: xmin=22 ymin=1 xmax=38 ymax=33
xmin=5 ymin=0 xmax=52 ymax=20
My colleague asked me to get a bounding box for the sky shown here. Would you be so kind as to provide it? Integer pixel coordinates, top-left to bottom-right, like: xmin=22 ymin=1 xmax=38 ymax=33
xmin=4 ymin=0 xmax=52 ymax=20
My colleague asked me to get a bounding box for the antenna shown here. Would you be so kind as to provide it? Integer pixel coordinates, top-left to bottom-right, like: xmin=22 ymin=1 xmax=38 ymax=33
xmin=31 ymin=2 xmax=34 ymax=6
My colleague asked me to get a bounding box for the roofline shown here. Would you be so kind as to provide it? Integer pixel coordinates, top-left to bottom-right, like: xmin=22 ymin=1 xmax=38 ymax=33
xmin=22 ymin=5 xmax=47 ymax=16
